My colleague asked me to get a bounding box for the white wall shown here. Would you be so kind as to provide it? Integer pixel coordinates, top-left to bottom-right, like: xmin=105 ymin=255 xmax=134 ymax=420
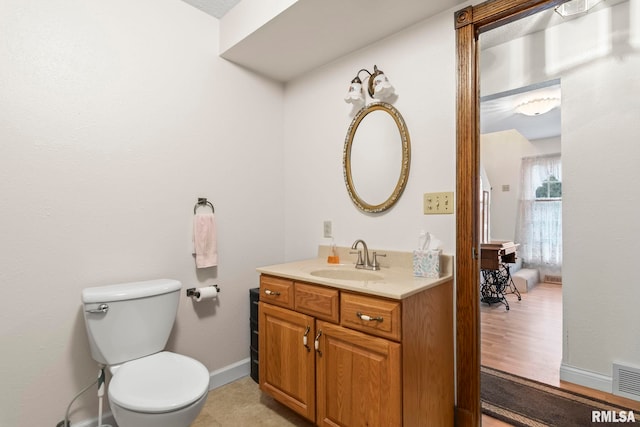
xmin=0 ymin=1 xmax=285 ymax=426
xmin=282 ymin=9 xmax=458 ymax=260
xmin=560 ymin=3 xmax=640 ymax=383
xmin=481 ymin=131 xmax=560 ymax=242
xmin=16 ymin=0 xmax=628 ymax=424
xmin=481 ymin=0 xmax=640 ymax=391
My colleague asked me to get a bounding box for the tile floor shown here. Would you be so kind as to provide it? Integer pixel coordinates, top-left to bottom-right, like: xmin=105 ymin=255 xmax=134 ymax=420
xmin=192 ymin=376 xmax=313 ymax=426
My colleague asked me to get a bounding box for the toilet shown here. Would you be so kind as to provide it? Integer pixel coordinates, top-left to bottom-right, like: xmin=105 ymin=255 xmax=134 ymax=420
xmin=82 ymin=279 xmax=209 ymax=427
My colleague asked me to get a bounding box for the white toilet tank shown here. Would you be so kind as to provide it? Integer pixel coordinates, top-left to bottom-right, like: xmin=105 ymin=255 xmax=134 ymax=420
xmin=82 ymin=279 xmax=182 ymax=365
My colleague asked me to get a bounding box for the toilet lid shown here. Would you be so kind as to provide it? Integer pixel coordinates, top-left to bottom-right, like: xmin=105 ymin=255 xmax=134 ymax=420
xmin=109 ymin=351 xmax=209 ymax=414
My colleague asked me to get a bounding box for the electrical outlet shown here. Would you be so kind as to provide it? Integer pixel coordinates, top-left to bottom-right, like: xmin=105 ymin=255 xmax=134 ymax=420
xmin=323 ymin=220 xmax=332 ymax=238
xmin=423 ymin=192 xmax=454 ymax=215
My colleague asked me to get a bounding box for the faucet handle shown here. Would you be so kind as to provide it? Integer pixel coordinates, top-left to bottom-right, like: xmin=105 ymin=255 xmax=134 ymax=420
xmin=350 ymin=250 xmax=365 ymax=268
xmin=371 ymin=252 xmax=386 ymax=271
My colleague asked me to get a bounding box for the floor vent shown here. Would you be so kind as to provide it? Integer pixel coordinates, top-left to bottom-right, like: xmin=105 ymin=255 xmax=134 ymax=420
xmin=544 ymin=275 xmax=562 ymax=284
xmin=613 ymin=363 xmax=640 ymax=401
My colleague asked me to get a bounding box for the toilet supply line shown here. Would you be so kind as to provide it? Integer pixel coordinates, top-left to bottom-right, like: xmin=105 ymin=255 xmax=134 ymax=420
xmin=97 ymin=366 xmax=108 ymax=427
xmin=56 ymin=364 xmax=104 ymax=427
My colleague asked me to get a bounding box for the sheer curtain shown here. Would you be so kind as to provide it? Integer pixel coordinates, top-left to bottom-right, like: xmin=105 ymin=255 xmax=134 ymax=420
xmin=515 ymin=153 xmax=562 ymax=273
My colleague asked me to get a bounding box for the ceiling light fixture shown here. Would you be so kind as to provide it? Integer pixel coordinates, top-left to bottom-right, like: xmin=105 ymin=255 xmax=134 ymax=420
xmin=344 ymin=65 xmax=395 ymax=107
xmin=514 ymin=97 xmax=561 ymax=116
xmin=555 ymin=0 xmax=603 ymax=17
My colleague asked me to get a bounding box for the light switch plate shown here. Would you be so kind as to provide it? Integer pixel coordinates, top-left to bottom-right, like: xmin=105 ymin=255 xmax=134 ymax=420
xmin=424 ymin=192 xmax=454 ymax=215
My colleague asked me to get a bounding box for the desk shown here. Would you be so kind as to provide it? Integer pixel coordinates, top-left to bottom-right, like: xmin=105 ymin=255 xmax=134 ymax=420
xmin=480 ymin=241 xmax=521 ymax=310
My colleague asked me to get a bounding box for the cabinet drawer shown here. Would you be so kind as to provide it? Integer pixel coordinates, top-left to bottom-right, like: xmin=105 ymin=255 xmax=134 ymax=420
xmin=260 ymin=275 xmax=294 ymax=309
xmin=341 ymin=293 xmax=401 ymax=341
xmin=295 ymin=282 xmax=339 ymax=323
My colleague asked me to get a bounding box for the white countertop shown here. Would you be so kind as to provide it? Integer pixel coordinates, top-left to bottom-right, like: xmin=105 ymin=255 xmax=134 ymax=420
xmin=256 ymin=247 xmax=453 ymax=300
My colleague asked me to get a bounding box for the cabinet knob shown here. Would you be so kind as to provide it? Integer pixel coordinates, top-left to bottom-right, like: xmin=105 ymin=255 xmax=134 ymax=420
xmin=264 ymin=289 xmax=281 ymax=296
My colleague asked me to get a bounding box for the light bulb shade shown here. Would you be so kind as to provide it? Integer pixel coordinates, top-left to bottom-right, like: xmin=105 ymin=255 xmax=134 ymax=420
xmin=344 ymin=81 xmax=365 ymax=104
xmin=372 ymin=73 xmax=395 ymax=100
xmin=514 ymin=97 xmax=560 ymax=116
xmin=346 ymin=65 xmax=396 ymax=105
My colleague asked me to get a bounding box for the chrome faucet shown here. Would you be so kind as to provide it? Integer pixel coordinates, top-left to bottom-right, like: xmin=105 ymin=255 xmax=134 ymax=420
xmin=351 ymin=239 xmax=386 ymax=270
xmin=351 ymin=239 xmax=370 ymax=269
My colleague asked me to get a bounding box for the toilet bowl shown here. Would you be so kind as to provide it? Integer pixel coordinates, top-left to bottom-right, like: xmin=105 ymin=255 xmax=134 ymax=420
xmin=108 ymin=352 xmax=209 ymax=427
xmin=81 ymin=279 xmax=210 ymax=427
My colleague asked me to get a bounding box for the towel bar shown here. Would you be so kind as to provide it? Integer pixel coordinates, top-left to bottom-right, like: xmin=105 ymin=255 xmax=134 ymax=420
xmin=194 ymin=197 xmax=215 ymax=214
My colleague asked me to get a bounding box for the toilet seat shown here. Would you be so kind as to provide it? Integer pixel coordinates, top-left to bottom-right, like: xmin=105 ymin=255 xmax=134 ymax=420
xmin=109 ymin=351 xmax=209 ymax=414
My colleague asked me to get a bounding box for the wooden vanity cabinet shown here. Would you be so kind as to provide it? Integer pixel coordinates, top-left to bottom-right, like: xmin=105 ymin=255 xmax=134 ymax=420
xmin=258 ymin=274 xmax=453 ymax=427
xmin=316 ymin=320 xmax=401 ymax=427
xmin=259 ymin=302 xmax=316 ymax=420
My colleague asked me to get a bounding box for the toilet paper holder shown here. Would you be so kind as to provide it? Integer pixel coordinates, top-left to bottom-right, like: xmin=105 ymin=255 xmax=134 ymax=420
xmin=186 ymin=285 xmax=220 ymax=299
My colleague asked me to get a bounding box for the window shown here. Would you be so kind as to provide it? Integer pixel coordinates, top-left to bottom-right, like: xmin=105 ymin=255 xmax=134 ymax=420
xmin=535 ymin=175 xmax=562 ymax=199
xmin=515 ymin=154 xmax=562 ymax=271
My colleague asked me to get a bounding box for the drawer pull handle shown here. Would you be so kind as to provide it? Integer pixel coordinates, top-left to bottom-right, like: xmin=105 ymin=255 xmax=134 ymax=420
xmin=264 ymin=289 xmax=281 ymax=296
xmin=303 ymin=326 xmax=311 ymax=352
xmin=357 ymin=312 xmax=384 ymax=322
xmin=314 ymin=330 xmax=323 ymax=356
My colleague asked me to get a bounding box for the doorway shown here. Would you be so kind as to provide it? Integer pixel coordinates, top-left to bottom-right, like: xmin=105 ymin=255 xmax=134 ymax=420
xmin=454 ymin=0 xmax=640 ymax=424
xmin=479 ymin=63 xmax=564 ymax=386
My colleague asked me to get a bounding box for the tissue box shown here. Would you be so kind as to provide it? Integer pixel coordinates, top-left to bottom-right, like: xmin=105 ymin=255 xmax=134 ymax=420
xmin=413 ymin=249 xmax=442 ymax=278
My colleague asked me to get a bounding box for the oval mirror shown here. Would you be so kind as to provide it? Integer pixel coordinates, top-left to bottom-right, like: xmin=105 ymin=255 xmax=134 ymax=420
xmin=343 ymin=102 xmax=411 ymax=213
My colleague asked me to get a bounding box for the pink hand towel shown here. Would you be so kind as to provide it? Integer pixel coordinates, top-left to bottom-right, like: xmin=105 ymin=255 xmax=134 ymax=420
xmin=193 ymin=213 xmax=218 ymax=268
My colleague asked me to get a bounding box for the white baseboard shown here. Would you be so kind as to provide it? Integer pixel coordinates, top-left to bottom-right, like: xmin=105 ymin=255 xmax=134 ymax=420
xmin=208 ymin=357 xmax=251 ymax=390
xmin=560 ymin=363 xmax=612 ymax=393
xmin=74 ymin=358 xmax=251 ymax=427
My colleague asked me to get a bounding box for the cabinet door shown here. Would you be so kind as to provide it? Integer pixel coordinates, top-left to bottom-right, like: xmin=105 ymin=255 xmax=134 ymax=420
xmin=259 ymin=302 xmax=316 ymax=421
xmin=316 ymin=320 xmax=401 ymax=427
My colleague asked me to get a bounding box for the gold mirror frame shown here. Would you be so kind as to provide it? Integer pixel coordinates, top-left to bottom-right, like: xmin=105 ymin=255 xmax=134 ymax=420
xmin=343 ymin=102 xmax=411 ymax=213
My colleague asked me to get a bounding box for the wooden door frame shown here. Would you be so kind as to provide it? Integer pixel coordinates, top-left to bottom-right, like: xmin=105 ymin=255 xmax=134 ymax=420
xmin=453 ymin=1 xmax=569 ymax=425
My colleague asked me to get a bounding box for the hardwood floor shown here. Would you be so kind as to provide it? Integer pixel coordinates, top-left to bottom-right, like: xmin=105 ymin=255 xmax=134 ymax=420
xmin=480 ymin=282 xmax=640 ymax=426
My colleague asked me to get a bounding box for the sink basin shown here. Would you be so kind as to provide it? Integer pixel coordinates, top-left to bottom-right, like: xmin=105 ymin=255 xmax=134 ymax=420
xmin=310 ymin=268 xmax=383 ymax=281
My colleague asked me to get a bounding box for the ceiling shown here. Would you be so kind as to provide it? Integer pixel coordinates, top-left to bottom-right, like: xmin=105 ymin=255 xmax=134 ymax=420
xmin=180 ymin=0 xmax=241 ymax=18
xmin=217 ymin=0 xmax=468 ymax=82
xmin=480 ymin=80 xmax=561 ymax=141
xmin=179 ymin=1 xmax=469 ymax=82
xmin=479 ymin=0 xmax=626 ymax=141
xmin=479 ymin=7 xmax=565 ymax=141
xmin=180 ymin=1 xmax=621 ymax=142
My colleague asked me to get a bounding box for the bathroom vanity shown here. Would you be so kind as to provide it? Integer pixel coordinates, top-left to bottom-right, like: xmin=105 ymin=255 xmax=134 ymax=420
xmin=256 ymin=248 xmax=454 ymax=426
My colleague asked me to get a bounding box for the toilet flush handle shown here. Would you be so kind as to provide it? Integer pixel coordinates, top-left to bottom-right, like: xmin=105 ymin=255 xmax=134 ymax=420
xmin=86 ymin=303 xmax=109 ymax=314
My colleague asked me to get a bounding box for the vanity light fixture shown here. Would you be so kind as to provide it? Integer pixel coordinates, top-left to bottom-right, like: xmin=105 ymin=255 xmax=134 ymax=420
xmin=555 ymin=0 xmax=602 ymax=17
xmin=514 ymin=96 xmax=561 ymax=116
xmin=344 ymin=65 xmax=395 ymax=106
